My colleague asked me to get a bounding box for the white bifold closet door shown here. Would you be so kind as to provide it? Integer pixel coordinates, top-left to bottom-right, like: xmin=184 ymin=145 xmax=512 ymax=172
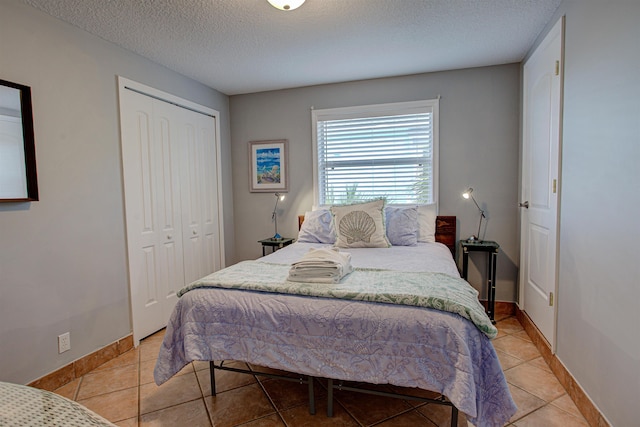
xmin=119 ymin=84 xmax=221 ymax=344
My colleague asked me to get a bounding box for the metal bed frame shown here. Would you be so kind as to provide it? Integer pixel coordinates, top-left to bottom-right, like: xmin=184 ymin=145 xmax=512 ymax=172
xmin=208 ymin=362 xmax=459 ymax=426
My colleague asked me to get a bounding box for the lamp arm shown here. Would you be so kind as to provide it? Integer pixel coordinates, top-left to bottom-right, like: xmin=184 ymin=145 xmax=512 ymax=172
xmin=470 ymin=194 xmax=486 ymax=240
xmin=470 ymin=194 xmax=482 ymax=213
xmin=272 ymin=195 xmax=281 ymax=239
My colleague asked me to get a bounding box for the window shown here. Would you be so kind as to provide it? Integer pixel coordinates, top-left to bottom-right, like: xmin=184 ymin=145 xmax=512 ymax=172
xmin=312 ymin=99 xmax=438 ymax=206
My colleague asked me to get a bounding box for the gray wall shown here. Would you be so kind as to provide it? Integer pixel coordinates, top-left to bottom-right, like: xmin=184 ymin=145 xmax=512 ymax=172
xmin=230 ymin=64 xmax=521 ymax=302
xmin=531 ymin=1 xmax=639 ymax=425
xmin=0 ymin=0 xmax=234 ymax=385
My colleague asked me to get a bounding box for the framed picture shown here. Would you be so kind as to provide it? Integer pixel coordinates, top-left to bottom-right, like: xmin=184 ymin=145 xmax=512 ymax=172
xmin=249 ymin=139 xmax=288 ymax=193
xmin=0 ymin=79 xmax=38 ymax=202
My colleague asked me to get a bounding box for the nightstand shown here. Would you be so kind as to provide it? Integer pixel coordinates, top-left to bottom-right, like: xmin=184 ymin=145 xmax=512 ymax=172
xmin=259 ymin=237 xmax=295 ymax=256
xmin=460 ymin=240 xmax=499 ymax=323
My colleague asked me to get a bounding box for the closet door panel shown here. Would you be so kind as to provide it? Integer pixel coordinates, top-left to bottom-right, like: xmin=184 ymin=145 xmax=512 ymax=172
xmin=180 ymin=110 xmax=218 ymax=284
xmin=121 ymin=91 xmax=166 ymax=339
xmin=121 ymin=91 xmax=185 ymax=341
xmin=153 ymin=100 xmax=185 ymax=309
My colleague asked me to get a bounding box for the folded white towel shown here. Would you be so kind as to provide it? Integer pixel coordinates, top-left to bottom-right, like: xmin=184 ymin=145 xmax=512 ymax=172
xmin=288 ymin=247 xmax=353 ymax=283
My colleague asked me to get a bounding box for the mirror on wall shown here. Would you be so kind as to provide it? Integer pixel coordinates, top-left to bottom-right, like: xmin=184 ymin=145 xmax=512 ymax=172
xmin=0 ymin=79 xmax=38 ymax=202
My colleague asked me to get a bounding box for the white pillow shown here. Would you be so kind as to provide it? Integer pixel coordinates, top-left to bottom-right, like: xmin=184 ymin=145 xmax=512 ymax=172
xmin=417 ymin=203 xmax=437 ymax=243
xmin=331 ymin=199 xmax=390 ymax=248
xmin=385 ymin=206 xmax=418 ymax=246
xmin=297 ymin=209 xmax=335 ymax=243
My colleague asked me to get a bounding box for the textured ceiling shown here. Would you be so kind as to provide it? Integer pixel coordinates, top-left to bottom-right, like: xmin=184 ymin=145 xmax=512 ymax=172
xmin=20 ymin=0 xmax=561 ymax=95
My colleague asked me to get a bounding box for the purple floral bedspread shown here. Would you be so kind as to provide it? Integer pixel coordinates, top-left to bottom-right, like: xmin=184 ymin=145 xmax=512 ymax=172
xmin=154 ymin=286 xmax=516 ymax=426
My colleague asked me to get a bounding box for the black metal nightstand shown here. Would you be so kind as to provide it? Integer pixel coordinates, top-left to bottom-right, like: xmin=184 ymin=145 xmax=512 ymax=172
xmin=259 ymin=237 xmax=295 ymax=256
xmin=460 ymin=240 xmax=500 ymax=323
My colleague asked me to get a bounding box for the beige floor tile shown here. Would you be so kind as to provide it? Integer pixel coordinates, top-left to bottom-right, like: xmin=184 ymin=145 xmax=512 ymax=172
xmin=376 ymin=409 xmax=438 ymax=426
xmin=279 ymin=397 xmax=359 ymax=426
xmin=140 ymin=358 xmax=193 ymax=385
xmin=513 ymin=403 xmax=589 ymax=426
xmin=492 ymin=335 xmax=541 ymax=361
xmin=495 ymin=349 xmax=525 ymax=371
xmin=78 ymin=386 xmax=138 ymax=423
xmin=77 ymin=363 xmax=139 ymax=400
xmin=505 ymin=363 xmax=566 ymax=402
xmin=139 ymin=398 xmax=211 ymax=426
xmin=204 ymin=383 xmax=276 ymax=427
xmin=513 ymin=330 xmax=532 ymax=342
xmin=114 ymin=417 xmax=138 ymax=427
xmin=94 ymin=348 xmax=139 ymax=372
xmin=528 ymin=356 xmax=552 ymax=373
xmin=53 ymin=377 xmax=80 ymax=400
xmin=507 ymin=384 xmax=546 ymax=422
xmin=550 ymin=394 xmax=584 ymax=419
xmin=495 ymin=317 xmax=525 ymax=335
xmin=417 ymin=402 xmax=467 ymax=427
xmin=237 ymin=413 xmax=286 ymax=427
xmin=139 ymin=339 xmax=163 ymax=363
xmin=333 ymin=385 xmax=413 ymax=426
xmin=139 ymin=372 xmax=203 ymax=415
xmin=261 ymin=377 xmax=326 ymax=412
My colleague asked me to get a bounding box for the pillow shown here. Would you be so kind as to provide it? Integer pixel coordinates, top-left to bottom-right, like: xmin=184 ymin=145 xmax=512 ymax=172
xmin=385 ymin=206 xmax=418 ymax=246
xmin=331 ymin=199 xmax=390 ymax=248
xmin=297 ymin=209 xmax=335 ymax=243
xmin=417 ymin=203 xmax=437 ymax=243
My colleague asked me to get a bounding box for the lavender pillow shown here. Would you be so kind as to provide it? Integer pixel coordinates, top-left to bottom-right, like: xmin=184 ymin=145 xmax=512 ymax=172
xmin=385 ymin=206 xmax=419 ymax=246
xmin=297 ymin=209 xmax=335 ymax=243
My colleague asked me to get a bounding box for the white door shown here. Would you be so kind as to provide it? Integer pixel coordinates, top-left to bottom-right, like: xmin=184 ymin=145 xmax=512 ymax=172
xmin=520 ymin=17 xmax=564 ymax=349
xmin=120 ymin=91 xmax=185 ymax=342
xmin=179 ymin=109 xmax=221 ymax=284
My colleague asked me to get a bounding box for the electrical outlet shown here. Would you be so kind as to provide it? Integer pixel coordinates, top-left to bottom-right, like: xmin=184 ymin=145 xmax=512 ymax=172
xmin=58 ymin=332 xmax=71 ymax=353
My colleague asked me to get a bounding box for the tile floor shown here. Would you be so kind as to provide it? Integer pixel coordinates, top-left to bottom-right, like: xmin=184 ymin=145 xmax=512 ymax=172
xmin=53 ymin=315 xmax=590 ymax=426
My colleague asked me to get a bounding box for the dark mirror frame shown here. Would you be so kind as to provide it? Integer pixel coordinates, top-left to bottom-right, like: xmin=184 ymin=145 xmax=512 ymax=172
xmin=0 ymin=79 xmax=39 ymax=202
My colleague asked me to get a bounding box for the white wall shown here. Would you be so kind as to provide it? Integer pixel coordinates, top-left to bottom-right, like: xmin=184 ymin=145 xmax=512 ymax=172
xmin=0 ymin=0 xmax=234 ymax=385
xmin=528 ymin=1 xmax=640 ymax=426
xmin=230 ymin=64 xmax=521 ymax=302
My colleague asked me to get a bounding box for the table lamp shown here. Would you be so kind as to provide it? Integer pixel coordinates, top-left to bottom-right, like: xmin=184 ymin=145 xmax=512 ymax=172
xmin=271 ymin=193 xmax=285 ymax=240
xmin=462 ymin=187 xmax=486 ymax=242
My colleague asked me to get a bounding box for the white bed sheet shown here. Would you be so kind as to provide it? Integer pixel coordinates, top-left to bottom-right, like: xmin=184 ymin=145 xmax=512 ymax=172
xmin=261 ymin=241 xmax=460 ymax=277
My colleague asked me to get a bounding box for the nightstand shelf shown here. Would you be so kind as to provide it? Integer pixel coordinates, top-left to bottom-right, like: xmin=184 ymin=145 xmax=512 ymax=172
xmin=460 ymin=240 xmax=499 ymax=323
xmin=259 ymin=237 xmax=294 ymax=256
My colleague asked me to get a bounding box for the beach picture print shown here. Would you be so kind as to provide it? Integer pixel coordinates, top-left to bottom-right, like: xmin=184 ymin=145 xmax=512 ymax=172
xmin=249 ymin=139 xmax=288 ymax=192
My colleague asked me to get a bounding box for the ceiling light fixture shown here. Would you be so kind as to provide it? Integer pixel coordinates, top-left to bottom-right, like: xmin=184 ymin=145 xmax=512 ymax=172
xmin=267 ymin=0 xmax=305 ymax=11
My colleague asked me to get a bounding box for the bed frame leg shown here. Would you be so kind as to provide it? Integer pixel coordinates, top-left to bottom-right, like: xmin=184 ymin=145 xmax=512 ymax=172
xmin=450 ymin=405 xmax=458 ymax=427
xmin=209 ymin=361 xmax=216 ymax=396
xmin=307 ymin=376 xmax=316 ymax=415
xmin=327 ymin=378 xmax=334 ymax=417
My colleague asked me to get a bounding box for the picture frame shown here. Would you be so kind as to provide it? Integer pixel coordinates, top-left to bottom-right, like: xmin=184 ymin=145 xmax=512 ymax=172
xmin=0 ymin=79 xmax=39 ymax=202
xmin=249 ymin=139 xmax=288 ymax=193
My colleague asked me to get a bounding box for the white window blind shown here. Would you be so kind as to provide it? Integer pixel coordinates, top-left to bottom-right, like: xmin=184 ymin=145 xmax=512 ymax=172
xmin=312 ymin=100 xmax=438 ymax=205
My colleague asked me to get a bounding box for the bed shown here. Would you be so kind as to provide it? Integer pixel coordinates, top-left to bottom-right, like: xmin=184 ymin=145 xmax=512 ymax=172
xmin=154 ymin=202 xmax=517 ymax=427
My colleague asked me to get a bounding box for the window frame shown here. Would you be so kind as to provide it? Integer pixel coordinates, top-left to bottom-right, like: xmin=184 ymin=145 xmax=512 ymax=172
xmin=311 ymin=99 xmax=439 ymax=207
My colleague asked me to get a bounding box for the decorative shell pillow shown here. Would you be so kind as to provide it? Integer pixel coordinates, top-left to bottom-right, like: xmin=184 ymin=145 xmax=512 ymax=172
xmin=330 ymin=199 xmax=390 ymax=248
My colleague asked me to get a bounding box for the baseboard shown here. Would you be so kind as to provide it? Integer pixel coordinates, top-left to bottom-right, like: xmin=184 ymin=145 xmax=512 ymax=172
xmin=27 ymin=334 xmax=134 ymax=392
xmin=515 ymin=307 xmax=610 ymax=427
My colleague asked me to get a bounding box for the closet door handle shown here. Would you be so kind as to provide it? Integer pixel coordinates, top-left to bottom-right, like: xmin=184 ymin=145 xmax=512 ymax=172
xmin=519 ymin=201 xmax=529 ymax=209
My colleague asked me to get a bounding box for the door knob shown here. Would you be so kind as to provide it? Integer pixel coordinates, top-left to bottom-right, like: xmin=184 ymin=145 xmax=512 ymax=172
xmin=519 ymin=201 xmax=529 ymax=209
